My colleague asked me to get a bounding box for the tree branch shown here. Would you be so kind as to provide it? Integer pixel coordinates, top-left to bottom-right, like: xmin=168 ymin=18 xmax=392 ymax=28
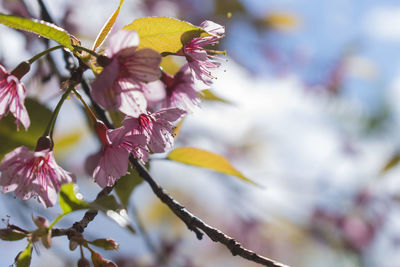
xmin=130 ymin=156 xmax=288 ymax=267
xmin=36 ymin=1 xmax=289 ymax=266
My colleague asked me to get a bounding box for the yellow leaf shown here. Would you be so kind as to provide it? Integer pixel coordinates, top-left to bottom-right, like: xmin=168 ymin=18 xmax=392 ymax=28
xmin=380 ymin=152 xmax=400 ymax=175
xmin=161 ymin=55 xmax=183 ymax=75
xmin=173 ymin=118 xmax=184 ymax=140
xmin=200 ymin=89 xmax=232 ymax=104
xmin=123 ymin=17 xmax=208 ymax=53
xmin=54 ymin=130 xmax=85 ymax=149
xmin=263 ymin=13 xmax=300 ymax=30
xmin=168 ymin=147 xmax=257 ymax=185
xmin=92 ymin=0 xmax=124 ymax=51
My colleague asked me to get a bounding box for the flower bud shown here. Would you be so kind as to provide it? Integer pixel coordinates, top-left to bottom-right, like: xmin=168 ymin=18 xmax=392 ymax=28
xmin=35 ymin=136 xmax=53 ymax=151
xmin=94 ymin=120 xmax=110 ymax=146
xmin=31 ymin=216 xmax=52 ymax=249
xmin=0 ymin=228 xmax=27 ymax=241
xmin=77 ymin=258 xmax=90 ymax=267
xmin=91 ymin=250 xmax=117 ymax=267
xmin=33 ymin=216 xmax=49 ymax=229
xmin=69 ymin=240 xmax=79 ymax=251
xmin=10 ymin=61 xmax=30 ymax=80
xmin=89 ymin=238 xmax=119 ymax=251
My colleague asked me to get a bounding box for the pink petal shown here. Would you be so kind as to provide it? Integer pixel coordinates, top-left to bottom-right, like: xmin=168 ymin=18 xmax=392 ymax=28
xmin=120 ymin=48 xmax=161 ymax=82
xmin=147 ymin=125 xmax=174 ymax=153
xmin=106 ymin=30 xmax=139 ymax=57
xmin=0 ymin=71 xmax=30 ymax=130
xmin=153 ymin=107 xmax=186 ymax=122
xmin=125 ymin=133 xmax=147 ymax=147
xmin=200 ymin=20 xmax=225 ymax=37
xmin=94 ymin=146 xmax=129 ymax=187
xmin=118 ymin=81 xmax=147 ymax=117
xmin=143 ymin=81 xmax=166 ymax=108
xmin=122 ymin=116 xmax=140 ymax=130
xmin=85 ymin=151 xmax=102 ymax=177
xmin=107 ymin=126 xmax=130 ymax=144
xmin=0 ymin=146 xmax=74 ymax=208
xmin=91 ymin=59 xmax=121 ymax=110
xmin=163 ymin=65 xmax=200 ymax=111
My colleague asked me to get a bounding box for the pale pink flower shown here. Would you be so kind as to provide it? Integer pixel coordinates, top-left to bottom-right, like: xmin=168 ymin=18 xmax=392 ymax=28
xmin=180 ymin=21 xmax=225 ymax=85
xmin=90 ymin=123 xmax=147 ymax=188
xmin=0 ymin=146 xmax=75 ymax=208
xmin=160 ymin=65 xmax=200 ymax=112
xmin=141 ymin=80 xmax=166 ymax=110
xmin=123 ymin=108 xmax=186 ymax=153
xmin=92 ymin=30 xmax=162 ymax=117
xmin=0 ymin=64 xmax=30 ymax=130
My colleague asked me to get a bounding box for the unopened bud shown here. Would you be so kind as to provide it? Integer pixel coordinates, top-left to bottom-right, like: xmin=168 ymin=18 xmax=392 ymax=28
xmin=33 ymin=216 xmax=49 ymax=229
xmin=10 ymin=61 xmax=30 ymax=80
xmin=31 ymin=216 xmax=51 ymax=248
xmin=94 ymin=120 xmax=110 ymax=146
xmin=78 ymin=258 xmax=90 ymax=267
xmin=41 ymin=232 xmax=52 ymax=249
xmin=69 ymin=240 xmax=79 ymax=251
xmin=35 ymin=136 xmax=53 ymax=151
xmin=91 ymin=250 xmax=117 ymax=267
xmin=89 ymin=238 xmax=119 ymax=251
xmin=0 ymin=228 xmax=27 ymax=241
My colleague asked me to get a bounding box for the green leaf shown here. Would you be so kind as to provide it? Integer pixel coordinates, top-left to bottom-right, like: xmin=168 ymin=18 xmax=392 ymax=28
xmin=0 ymin=98 xmax=51 ymax=160
xmin=200 ymin=89 xmax=232 ymax=104
xmin=0 ymin=14 xmax=73 ymax=50
xmin=115 ymin=167 xmax=142 ymax=208
xmin=59 ymin=184 xmax=90 ymax=214
xmin=123 ymin=17 xmax=207 ymax=53
xmin=15 ymin=243 xmax=32 ymax=267
xmin=92 ymin=0 xmax=124 ymax=51
xmin=167 ymin=147 xmax=257 ymax=185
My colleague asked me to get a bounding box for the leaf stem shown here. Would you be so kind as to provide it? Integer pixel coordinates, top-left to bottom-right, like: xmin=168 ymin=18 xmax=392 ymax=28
xmin=27 ymin=45 xmax=64 ymax=64
xmin=43 ymin=85 xmax=75 ymax=138
xmin=48 ymin=213 xmax=66 ymax=230
xmin=72 ymin=89 xmax=98 ymax=123
xmin=72 ymin=45 xmax=101 ymax=58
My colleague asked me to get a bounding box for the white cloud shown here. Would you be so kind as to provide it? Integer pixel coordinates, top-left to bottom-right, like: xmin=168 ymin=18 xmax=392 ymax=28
xmin=364 ymin=7 xmax=400 ymax=41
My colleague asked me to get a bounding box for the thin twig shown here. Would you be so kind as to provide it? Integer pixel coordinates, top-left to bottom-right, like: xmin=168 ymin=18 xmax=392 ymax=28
xmin=52 ymin=185 xmax=114 ymax=237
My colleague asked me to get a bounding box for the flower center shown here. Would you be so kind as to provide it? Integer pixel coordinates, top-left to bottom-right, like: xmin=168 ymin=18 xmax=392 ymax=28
xmin=139 ymin=114 xmax=152 ymax=130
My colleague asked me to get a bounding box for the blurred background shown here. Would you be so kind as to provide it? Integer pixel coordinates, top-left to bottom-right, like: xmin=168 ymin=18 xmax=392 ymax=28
xmin=1 ymin=0 xmax=400 ymax=266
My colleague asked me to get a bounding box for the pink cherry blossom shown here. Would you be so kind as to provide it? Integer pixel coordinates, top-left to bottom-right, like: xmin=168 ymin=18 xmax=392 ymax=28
xmin=160 ymin=65 xmax=200 ymax=112
xmin=123 ymin=108 xmax=186 ymax=153
xmin=91 ymin=30 xmax=162 ymax=117
xmin=0 ymin=64 xmax=30 ymax=130
xmin=180 ymin=21 xmax=225 ymax=85
xmin=91 ymin=124 xmax=147 ymax=188
xmin=0 ymin=146 xmax=75 ymax=208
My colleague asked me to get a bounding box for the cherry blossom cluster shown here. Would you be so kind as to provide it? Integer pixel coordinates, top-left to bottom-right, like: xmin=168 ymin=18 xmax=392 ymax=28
xmin=0 ymin=21 xmax=225 ymax=208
